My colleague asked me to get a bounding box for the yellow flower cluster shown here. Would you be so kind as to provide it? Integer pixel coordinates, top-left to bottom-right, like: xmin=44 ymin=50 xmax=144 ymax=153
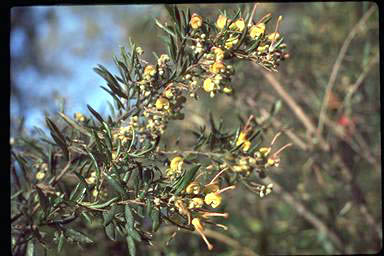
xmin=112 ymin=126 xmax=132 ymax=145
xmin=170 ymin=175 xmax=235 ymax=250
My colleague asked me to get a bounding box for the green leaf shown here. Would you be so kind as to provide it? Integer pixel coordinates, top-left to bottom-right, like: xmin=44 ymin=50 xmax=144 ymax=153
xmin=101 ymin=86 xmax=125 ymax=110
xmin=58 ymin=112 xmax=91 ymax=136
xmin=124 ymin=205 xmax=134 ymax=230
xmin=26 ymin=239 xmax=34 ymax=256
xmin=80 ymin=211 xmax=92 ymax=225
xmin=105 ymin=221 xmax=116 ymax=241
xmin=151 ymin=209 xmax=160 ymax=232
xmin=64 ymin=228 xmax=93 ymax=244
xmin=270 ymin=99 xmax=282 ymax=116
xmin=35 ymin=187 xmax=49 ymax=217
xmin=87 ymin=104 xmax=104 ymax=124
xmin=105 ymin=173 xmax=126 ymax=197
xmin=126 ymin=235 xmax=136 ymax=256
xmin=155 ymin=18 xmax=176 ymax=38
xmin=88 ymin=197 xmax=119 ymax=209
xmin=173 ymin=164 xmax=201 ymax=195
xmin=145 ymin=198 xmax=152 ymax=217
xmin=57 ymin=232 xmax=64 ymax=253
xmin=86 ymin=150 xmax=101 ymax=186
xmin=103 ymin=204 xmax=117 ymax=227
xmin=69 ymin=180 xmax=87 ymax=203
xmin=46 ymin=118 xmax=69 ymax=161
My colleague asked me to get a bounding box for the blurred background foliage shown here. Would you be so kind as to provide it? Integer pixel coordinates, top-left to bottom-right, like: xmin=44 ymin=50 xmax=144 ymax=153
xmin=10 ymin=2 xmax=381 ymax=255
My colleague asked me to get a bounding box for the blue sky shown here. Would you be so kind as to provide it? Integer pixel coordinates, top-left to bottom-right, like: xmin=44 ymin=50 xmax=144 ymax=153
xmin=11 ymin=5 xmax=152 ymax=133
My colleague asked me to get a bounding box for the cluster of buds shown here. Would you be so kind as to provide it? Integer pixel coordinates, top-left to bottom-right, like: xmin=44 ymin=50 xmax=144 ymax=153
xmin=142 ymin=83 xmax=186 ymax=138
xmin=184 ymin=12 xmax=289 ymax=100
xmin=251 ymin=183 xmax=274 ymax=198
xmin=166 ymin=164 xmax=235 ymax=250
xmin=112 ymin=126 xmax=133 ymax=145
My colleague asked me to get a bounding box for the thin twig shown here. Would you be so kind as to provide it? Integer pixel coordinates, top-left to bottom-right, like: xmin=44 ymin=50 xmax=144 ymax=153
xmin=332 ymin=154 xmax=382 ymax=249
xmin=317 ymin=5 xmax=376 ymax=134
xmin=254 ymin=64 xmax=330 ymax=151
xmin=248 ymin=3 xmax=259 ymax=26
xmin=161 ymin=226 xmax=259 ymax=256
xmin=262 ymin=176 xmax=345 ymax=252
xmin=343 ymin=51 xmax=379 ymax=111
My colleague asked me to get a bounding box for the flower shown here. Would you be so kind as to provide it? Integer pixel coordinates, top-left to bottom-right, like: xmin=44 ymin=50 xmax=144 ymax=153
xmin=212 ymin=47 xmax=225 ymax=61
xmin=257 ymin=44 xmax=269 ymax=53
xmin=136 ymin=47 xmax=144 ymax=55
xmin=216 ymin=15 xmax=227 ymax=30
xmin=249 ymin=23 xmax=265 ymax=39
xmin=144 ymin=65 xmax=156 ymax=79
xmin=86 ymin=171 xmax=97 ymax=185
xmin=224 ymin=36 xmax=239 ymax=49
xmin=209 ymin=62 xmax=225 ymax=74
xmin=74 ymin=112 xmax=85 ymax=122
xmin=192 ymin=218 xmax=213 ymax=250
xmin=223 ymin=87 xmax=232 ymax=94
xmin=155 ymin=97 xmax=170 ymax=110
xmin=267 ymin=32 xmax=280 ymax=41
xmin=204 ymin=192 xmax=222 ymax=208
xmin=236 ymin=131 xmax=251 ymax=151
xmin=170 ymin=156 xmax=184 ymax=171
xmin=259 ymin=147 xmax=271 ymax=157
xmin=190 ymin=13 xmax=203 ymax=30
xmin=188 ymin=197 xmax=204 ymax=209
xmin=229 ymin=18 xmax=245 ymax=32
xmin=203 ymin=78 xmax=216 ymax=93
xmin=186 ymin=181 xmax=201 ymax=194
xmin=35 ymin=171 xmax=45 ymax=180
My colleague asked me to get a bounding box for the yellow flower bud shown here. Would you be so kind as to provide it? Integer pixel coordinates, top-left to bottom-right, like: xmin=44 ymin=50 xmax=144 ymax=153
xmin=192 ymin=217 xmax=204 ymax=232
xmin=35 ymin=171 xmax=45 ymax=180
xmin=204 ymin=192 xmax=222 ymax=208
xmin=209 ymin=62 xmax=225 ymax=74
xmin=170 ymin=156 xmax=184 ymax=171
xmin=74 ymin=112 xmax=85 ymax=122
xmin=249 ymin=23 xmax=265 ymax=39
xmin=236 ymin=132 xmax=251 ymax=151
xmin=190 ymin=13 xmax=203 ymax=30
xmin=186 ymin=181 xmax=201 ymax=194
xmin=259 ymin=147 xmax=271 ymax=157
xmin=155 ymin=97 xmax=170 ymax=110
xmin=92 ymin=189 xmax=99 ymax=198
xmin=267 ymin=32 xmax=280 ymax=41
xmin=224 ymin=36 xmax=239 ymax=49
xmin=223 ymin=87 xmax=232 ymax=94
xmin=229 ymin=18 xmax=245 ymax=32
xmin=257 ymin=44 xmax=269 ymax=53
xmin=213 ymin=47 xmax=225 ymax=61
xmin=216 ymin=15 xmax=227 ymax=30
xmin=188 ymin=197 xmax=204 ymax=209
xmin=144 ymin=65 xmax=156 ymax=77
xmin=203 ymin=78 xmax=215 ymax=93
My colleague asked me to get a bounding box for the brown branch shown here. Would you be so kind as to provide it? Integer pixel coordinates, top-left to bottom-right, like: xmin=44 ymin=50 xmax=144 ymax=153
xmin=317 ymin=5 xmax=376 ymax=134
xmin=261 ymin=176 xmax=345 ymax=252
xmin=332 ymin=154 xmax=382 ymax=250
xmin=161 ymin=226 xmax=259 ymax=256
xmin=254 ymin=65 xmax=330 ymax=151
